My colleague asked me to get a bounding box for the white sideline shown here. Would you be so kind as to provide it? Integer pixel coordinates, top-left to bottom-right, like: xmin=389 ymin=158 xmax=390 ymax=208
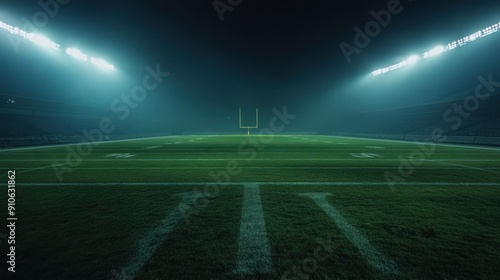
xmin=301 ymin=193 xmax=399 ymax=275
xmin=121 ymin=192 xmax=197 ymax=278
xmin=234 ymin=183 xmax=273 ymax=274
xmin=0 ymin=135 xmax=180 ymax=153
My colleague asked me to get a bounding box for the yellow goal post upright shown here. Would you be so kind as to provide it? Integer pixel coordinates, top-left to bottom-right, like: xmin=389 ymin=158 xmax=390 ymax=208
xmin=239 ymin=108 xmax=258 ymax=136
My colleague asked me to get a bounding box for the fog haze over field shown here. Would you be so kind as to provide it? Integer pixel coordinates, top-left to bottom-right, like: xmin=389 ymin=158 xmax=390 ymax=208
xmin=1 ymin=0 xmax=500 ymax=134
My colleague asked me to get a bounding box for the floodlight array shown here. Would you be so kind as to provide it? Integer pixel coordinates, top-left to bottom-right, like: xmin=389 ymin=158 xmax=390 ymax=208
xmin=66 ymin=48 xmax=88 ymax=61
xmin=406 ymin=55 xmax=420 ymax=64
xmin=28 ymin=33 xmax=60 ymax=50
xmin=90 ymin=57 xmax=114 ymax=71
xmin=371 ymin=21 xmax=500 ymax=76
xmin=0 ymin=20 xmax=114 ymax=71
xmin=0 ymin=20 xmax=29 ymax=39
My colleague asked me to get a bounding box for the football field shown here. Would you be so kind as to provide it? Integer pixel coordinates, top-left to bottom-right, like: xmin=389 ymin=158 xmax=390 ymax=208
xmin=1 ymin=135 xmax=499 ymax=280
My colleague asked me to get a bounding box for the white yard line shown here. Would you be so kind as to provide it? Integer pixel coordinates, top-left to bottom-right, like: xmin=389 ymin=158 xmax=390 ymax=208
xmin=234 ymin=183 xmax=273 ymax=274
xmin=334 ymin=136 xmax=500 ymax=152
xmin=2 ymin=158 xmax=499 ymax=162
xmin=141 ymin=146 xmax=162 ymax=150
xmin=17 ymin=181 xmax=499 ymax=187
xmin=425 ymin=159 xmax=500 ymax=174
xmin=17 ymin=163 xmax=64 ymax=174
xmin=2 ymin=135 xmax=498 ymax=153
xmin=13 ymin=166 xmax=498 ymax=171
xmin=301 ymin=193 xmax=399 ymax=276
xmin=0 ymin=135 xmax=177 ymax=153
xmin=121 ymin=192 xmax=197 ymax=278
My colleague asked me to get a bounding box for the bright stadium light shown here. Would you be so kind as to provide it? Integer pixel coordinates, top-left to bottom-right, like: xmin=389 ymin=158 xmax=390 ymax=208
xmin=0 ymin=20 xmax=29 ymax=39
xmin=428 ymin=45 xmax=445 ymax=57
xmin=407 ymin=55 xmax=420 ymax=65
xmin=91 ymin=57 xmax=115 ymax=71
xmin=0 ymin=19 xmax=116 ymax=71
xmin=371 ymin=60 xmax=407 ymax=76
xmin=66 ymin=48 xmax=88 ymax=61
xmin=371 ymin=21 xmax=500 ymax=76
xmin=28 ymin=33 xmax=60 ymax=50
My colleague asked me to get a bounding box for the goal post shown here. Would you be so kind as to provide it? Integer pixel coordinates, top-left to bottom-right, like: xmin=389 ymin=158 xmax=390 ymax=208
xmin=239 ymin=108 xmax=258 ymax=136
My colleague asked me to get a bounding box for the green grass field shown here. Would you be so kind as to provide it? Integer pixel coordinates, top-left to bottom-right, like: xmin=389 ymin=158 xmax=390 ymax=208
xmin=1 ymin=135 xmax=499 ymax=280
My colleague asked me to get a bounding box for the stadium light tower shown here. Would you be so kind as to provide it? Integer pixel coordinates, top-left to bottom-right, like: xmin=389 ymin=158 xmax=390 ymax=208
xmin=239 ymin=108 xmax=259 ymax=136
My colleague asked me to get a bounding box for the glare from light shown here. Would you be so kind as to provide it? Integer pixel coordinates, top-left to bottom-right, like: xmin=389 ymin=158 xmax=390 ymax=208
xmin=406 ymin=55 xmax=420 ymax=64
xmin=28 ymin=33 xmax=60 ymax=50
xmin=371 ymin=21 xmax=500 ymax=76
xmin=428 ymin=45 xmax=445 ymax=57
xmin=66 ymin=48 xmax=88 ymax=61
xmin=91 ymin=57 xmax=115 ymax=71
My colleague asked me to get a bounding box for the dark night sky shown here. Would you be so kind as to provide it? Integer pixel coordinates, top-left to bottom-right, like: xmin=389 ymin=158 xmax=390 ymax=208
xmin=1 ymin=0 xmax=500 ymax=131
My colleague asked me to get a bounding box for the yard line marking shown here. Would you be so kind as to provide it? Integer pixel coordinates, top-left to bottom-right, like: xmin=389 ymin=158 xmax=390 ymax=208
xmin=0 ymin=135 xmax=176 ymax=152
xmin=121 ymin=192 xmax=197 ymax=278
xmin=105 ymin=153 xmax=136 ymax=158
xmin=425 ymin=159 xmax=500 ymax=174
xmin=18 ymin=181 xmax=500 ymax=187
xmin=301 ymin=193 xmax=399 ymax=276
xmin=1 ymin=135 xmax=498 ymax=153
xmin=15 ymin=166 xmax=498 ymax=171
xmin=335 ymin=136 xmax=500 ymax=152
xmin=234 ymin=183 xmax=273 ymax=274
xmin=142 ymin=146 xmax=162 ymax=150
xmin=17 ymin=163 xmax=65 ymax=174
xmin=3 ymin=158 xmax=498 ymax=162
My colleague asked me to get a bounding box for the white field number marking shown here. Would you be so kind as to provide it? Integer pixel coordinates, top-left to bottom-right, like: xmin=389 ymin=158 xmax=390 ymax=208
xmin=365 ymin=146 xmax=385 ymax=149
xmin=105 ymin=153 xmax=136 ymax=158
xmin=142 ymin=146 xmax=162 ymax=150
xmin=350 ymin=153 xmax=382 ymax=158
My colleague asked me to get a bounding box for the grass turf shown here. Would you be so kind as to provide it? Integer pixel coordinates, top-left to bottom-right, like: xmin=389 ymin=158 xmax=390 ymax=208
xmin=0 ymin=135 xmax=499 ymax=279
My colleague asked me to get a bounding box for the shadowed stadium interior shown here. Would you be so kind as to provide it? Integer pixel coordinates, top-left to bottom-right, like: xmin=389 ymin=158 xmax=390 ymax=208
xmin=1 ymin=1 xmax=500 ymax=280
